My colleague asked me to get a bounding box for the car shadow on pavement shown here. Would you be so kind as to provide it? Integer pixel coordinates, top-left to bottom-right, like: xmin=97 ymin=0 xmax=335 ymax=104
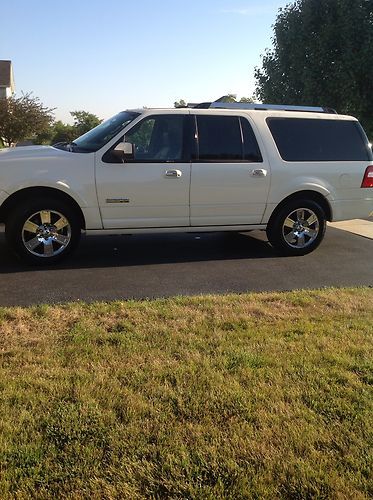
xmin=0 ymin=231 xmax=276 ymax=273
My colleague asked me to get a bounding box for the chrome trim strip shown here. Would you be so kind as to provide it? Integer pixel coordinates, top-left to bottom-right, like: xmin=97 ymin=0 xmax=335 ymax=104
xmin=106 ymin=199 xmax=130 ymax=204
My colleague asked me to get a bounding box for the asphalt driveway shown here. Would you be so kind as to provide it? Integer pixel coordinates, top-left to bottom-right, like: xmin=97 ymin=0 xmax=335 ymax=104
xmin=0 ymin=227 xmax=372 ymax=307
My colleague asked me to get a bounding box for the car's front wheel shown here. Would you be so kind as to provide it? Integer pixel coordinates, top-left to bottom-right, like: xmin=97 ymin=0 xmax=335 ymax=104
xmin=267 ymin=199 xmax=326 ymax=256
xmin=5 ymin=198 xmax=81 ymax=265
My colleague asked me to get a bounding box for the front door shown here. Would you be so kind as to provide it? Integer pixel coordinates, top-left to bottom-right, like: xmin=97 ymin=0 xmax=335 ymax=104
xmin=95 ymin=113 xmax=191 ymax=229
xmin=190 ymin=113 xmax=270 ymax=226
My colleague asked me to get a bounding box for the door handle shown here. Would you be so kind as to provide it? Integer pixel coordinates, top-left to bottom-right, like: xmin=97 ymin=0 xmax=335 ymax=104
xmin=250 ymin=169 xmax=267 ymax=177
xmin=165 ymin=169 xmax=182 ymax=178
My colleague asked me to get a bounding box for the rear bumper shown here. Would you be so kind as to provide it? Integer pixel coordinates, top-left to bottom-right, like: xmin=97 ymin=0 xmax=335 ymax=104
xmin=330 ymin=196 xmax=373 ymax=222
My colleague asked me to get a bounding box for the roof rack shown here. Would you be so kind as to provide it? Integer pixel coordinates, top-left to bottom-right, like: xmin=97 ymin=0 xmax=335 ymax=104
xmin=209 ymin=102 xmax=337 ymax=114
xmin=190 ymin=97 xmax=337 ymax=114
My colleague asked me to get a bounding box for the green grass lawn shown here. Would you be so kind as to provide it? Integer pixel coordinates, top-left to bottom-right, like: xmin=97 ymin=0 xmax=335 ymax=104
xmin=0 ymin=288 xmax=372 ymax=499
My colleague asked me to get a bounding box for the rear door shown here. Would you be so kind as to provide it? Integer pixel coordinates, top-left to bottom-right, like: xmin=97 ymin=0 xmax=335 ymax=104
xmin=190 ymin=113 xmax=270 ymax=226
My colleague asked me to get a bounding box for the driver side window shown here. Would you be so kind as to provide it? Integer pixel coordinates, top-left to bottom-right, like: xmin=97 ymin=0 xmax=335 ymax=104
xmin=126 ymin=118 xmax=155 ymax=158
xmin=125 ymin=114 xmax=185 ymax=162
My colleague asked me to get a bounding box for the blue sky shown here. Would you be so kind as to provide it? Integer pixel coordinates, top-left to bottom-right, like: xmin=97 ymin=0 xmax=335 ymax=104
xmin=1 ymin=0 xmax=290 ymax=122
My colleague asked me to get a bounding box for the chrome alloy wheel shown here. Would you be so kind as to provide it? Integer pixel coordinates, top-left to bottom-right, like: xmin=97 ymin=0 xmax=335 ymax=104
xmin=21 ymin=210 xmax=72 ymax=258
xmin=282 ymin=208 xmax=320 ymax=249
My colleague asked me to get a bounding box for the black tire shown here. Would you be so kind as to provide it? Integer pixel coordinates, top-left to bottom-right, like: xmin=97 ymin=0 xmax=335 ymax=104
xmin=5 ymin=197 xmax=81 ymax=265
xmin=266 ymin=199 xmax=326 ymax=256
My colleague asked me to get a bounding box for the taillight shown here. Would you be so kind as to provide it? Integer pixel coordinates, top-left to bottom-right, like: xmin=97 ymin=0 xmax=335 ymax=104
xmin=361 ymin=166 xmax=373 ymax=188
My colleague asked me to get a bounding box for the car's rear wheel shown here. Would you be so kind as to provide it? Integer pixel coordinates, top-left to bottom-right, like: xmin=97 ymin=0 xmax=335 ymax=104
xmin=5 ymin=198 xmax=81 ymax=265
xmin=267 ymin=199 xmax=326 ymax=256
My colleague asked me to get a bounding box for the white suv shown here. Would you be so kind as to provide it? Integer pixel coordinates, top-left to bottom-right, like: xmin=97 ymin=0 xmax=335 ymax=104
xmin=0 ymin=101 xmax=372 ymax=264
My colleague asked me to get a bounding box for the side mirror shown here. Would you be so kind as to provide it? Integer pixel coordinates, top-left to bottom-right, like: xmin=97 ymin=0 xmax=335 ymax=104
xmin=113 ymin=141 xmax=135 ymax=161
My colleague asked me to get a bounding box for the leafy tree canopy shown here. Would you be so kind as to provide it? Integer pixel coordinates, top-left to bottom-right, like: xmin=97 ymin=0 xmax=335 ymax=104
xmin=0 ymin=93 xmax=54 ymax=147
xmin=35 ymin=111 xmax=102 ymax=145
xmin=174 ymin=99 xmax=187 ymax=108
xmin=255 ymin=0 xmax=373 ymax=137
xmin=174 ymin=95 xmax=253 ymax=107
xmin=217 ymin=94 xmax=254 ymax=103
xmin=70 ymin=110 xmax=102 ymax=136
xmin=49 ymin=121 xmax=76 ymax=145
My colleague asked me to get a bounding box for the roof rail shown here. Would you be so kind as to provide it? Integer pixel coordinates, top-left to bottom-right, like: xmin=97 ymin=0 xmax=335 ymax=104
xmin=192 ymin=95 xmax=229 ymax=109
xmin=192 ymin=102 xmax=211 ymax=109
xmin=209 ymin=102 xmax=337 ymax=114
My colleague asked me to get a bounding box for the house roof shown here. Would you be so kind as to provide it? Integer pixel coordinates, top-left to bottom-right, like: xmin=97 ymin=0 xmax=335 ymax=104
xmin=0 ymin=60 xmax=15 ymax=91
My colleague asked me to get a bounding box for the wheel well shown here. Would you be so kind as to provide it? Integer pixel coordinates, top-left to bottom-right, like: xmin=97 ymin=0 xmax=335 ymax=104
xmin=268 ymin=190 xmax=332 ymax=223
xmin=0 ymin=187 xmax=86 ymax=228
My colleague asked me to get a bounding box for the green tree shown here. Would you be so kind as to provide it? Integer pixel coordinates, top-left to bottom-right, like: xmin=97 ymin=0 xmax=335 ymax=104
xmin=36 ymin=111 xmax=102 ymax=145
xmin=217 ymin=94 xmax=238 ymax=103
xmin=0 ymin=93 xmax=54 ymax=146
xmin=238 ymin=96 xmax=254 ymax=103
xmin=50 ymin=121 xmax=76 ymax=144
xmin=255 ymin=0 xmax=373 ymax=137
xmin=217 ymin=94 xmax=254 ymax=103
xmin=35 ymin=120 xmax=75 ymax=145
xmin=70 ymin=110 xmax=102 ymax=136
xmin=174 ymin=99 xmax=187 ymax=108
xmin=174 ymin=95 xmax=254 ymax=107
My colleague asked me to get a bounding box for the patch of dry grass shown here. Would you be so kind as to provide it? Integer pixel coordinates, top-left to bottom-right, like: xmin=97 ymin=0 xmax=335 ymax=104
xmin=0 ymin=287 xmax=372 ymax=498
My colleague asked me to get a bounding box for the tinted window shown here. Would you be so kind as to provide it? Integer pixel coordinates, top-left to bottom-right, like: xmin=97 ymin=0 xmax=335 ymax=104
xmin=196 ymin=116 xmax=242 ymax=161
xmin=241 ymin=118 xmax=263 ymax=162
xmin=267 ymin=118 xmax=372 ymax=162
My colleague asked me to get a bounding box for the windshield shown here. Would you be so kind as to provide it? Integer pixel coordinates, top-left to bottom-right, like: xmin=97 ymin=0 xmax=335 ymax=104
xmin=61 ymin=111 xmax=140 ymax=153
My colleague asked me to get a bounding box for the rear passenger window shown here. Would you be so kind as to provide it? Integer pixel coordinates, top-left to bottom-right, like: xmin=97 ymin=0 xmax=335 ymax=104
xmin=267 ymin=118 xmax=372 ymax=162
xmin=197 ymin=116 xmax=242 ymax=161
xmin=195 ymin=115 xmax=262 ymax=162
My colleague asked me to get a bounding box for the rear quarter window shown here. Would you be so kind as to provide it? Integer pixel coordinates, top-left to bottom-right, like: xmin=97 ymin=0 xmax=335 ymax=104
xmin=267 ymin=118 xmax=372 ymax=162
